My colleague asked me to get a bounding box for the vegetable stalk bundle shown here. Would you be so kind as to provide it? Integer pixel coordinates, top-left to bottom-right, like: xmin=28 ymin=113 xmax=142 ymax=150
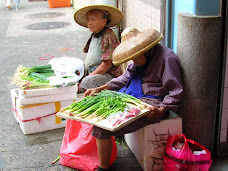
xmin=10 ymin=64 xmax=55 ymax=89
xmin=59 ymin=90 xmax=146 ymax=121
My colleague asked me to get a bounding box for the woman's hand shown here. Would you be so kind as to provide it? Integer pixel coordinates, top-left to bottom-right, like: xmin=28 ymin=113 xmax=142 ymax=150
xmin=84 ymin=88 xmax=100 ymax=97
xmin=145 ymin=106 xmax=166 ymax=119
xmin=84 ymin=84 xmax=111 ymax=97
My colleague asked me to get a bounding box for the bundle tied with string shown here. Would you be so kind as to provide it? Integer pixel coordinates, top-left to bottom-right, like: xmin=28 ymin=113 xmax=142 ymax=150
xmin=112 ymin=27 xmax=164 ymax=66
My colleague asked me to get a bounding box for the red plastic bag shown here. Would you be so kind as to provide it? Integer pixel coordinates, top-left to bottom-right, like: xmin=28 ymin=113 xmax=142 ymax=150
xmin=163 ymin=134 xmax=212 ymax=171
xmin=60 ymin=120 xmax=117 ymax=171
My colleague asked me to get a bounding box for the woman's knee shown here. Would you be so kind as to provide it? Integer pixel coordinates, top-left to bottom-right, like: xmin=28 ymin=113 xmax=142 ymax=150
xmin=80 ymin=75 xmax=98 ymax=89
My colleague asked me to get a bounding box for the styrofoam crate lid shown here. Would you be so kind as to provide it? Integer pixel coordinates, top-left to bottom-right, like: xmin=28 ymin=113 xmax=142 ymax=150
xmin=18 ymin=92 xmax=77 ymax=106
xmin=19 ymin=84 xmax=77 ymax=97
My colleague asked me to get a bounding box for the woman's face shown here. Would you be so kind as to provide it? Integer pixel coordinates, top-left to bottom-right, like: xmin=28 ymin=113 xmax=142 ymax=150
xmin=87 ymin=10 xmax=107 ymax=33
xmin=133 ymin=54 xmax=146 ymax=66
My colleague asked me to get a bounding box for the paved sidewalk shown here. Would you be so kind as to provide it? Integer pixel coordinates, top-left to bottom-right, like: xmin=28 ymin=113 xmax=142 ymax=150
xmin=0 ymin=1 xmax=143 ymax=170
xmin=0 ymin=1 xmax=227 ymax=171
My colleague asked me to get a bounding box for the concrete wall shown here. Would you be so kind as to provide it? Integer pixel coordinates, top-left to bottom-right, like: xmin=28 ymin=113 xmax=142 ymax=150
xmin=221 ymin=41 xmax=228 ymax=143
xmin=177 ymin=13 xmax=222 ymax=152
xmin=220 ymin=0 xmax=228 ymax=145
xmin=170 ymin=0 xmax=221 ymax=53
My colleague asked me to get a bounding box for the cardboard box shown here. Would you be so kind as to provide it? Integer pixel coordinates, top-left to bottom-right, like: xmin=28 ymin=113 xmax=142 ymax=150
xmin=124 ymin=113 xmax=182 ymax=171
xmin=11 ymin=88 xmax=75 ymax=134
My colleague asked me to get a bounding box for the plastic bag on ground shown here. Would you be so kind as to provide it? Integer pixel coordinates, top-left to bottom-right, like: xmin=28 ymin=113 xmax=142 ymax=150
xmin=60 ymin=120 xmax=117 ymax=171
xmin=163 ymin=134 xmax=212 ymax=171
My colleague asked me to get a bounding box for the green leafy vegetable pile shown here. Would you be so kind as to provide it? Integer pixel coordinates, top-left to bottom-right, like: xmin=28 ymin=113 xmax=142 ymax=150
xmin=10 ymin=64 xmax=55 ymax=89
xmin=10 ymin=64 xmax=75 ymax=89
xmin=60 ymin=90 xmax=146 ymax=121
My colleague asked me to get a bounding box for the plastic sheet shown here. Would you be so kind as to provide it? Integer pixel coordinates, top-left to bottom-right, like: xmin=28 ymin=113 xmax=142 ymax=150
xmin=48 ymin=57 xmax=84 ymax=86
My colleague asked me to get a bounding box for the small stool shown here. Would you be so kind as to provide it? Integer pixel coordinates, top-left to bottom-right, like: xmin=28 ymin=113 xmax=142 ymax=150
xmin=124 ymin=112 xmax=182 ymax=171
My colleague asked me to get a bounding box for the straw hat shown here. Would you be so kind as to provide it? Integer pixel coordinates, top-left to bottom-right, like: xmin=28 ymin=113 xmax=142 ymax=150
xmin=112 ymin=27 xmax=164 ymax=65
xmin=74 ymin=5 xmax=123 ymax=28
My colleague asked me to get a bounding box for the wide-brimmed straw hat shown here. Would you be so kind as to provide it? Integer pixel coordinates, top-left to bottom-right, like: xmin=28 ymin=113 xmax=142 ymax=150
xmin=74 ymin=5 xmax=123 ymax=28
xmin=112 ymin=27 xmax=164 ymax=65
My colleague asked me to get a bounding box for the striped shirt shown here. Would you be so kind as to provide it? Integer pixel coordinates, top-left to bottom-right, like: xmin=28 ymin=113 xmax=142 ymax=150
xmin=107 ymin=44 xmax=183 ymax=112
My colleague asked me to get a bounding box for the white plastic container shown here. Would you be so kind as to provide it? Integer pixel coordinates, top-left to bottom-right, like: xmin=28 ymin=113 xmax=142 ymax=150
xmin=124 ymin=114 xmax=182 ymax=171
xmin=11 ymin=89 xmax=75 ymax=134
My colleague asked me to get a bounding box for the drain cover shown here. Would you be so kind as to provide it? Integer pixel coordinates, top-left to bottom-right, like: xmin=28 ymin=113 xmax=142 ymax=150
xmin=25 ymin=22 xmax=71 ymax=30
xmin=24 ymin=12 xmax=65 ymax=19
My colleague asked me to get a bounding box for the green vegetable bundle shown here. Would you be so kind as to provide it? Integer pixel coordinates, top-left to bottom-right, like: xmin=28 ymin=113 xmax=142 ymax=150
xmin=60 ymin=90 xmax=145 ymax=120
xmin=10 ymin=64 xmax=55 ymax=89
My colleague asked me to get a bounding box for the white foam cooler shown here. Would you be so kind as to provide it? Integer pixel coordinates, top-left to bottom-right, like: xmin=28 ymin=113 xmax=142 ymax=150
xmin=19 ymin=85 xmax=77 ymax=97
xmin=124 ymin=113 xmax=182 ymax=171
xmin=11 ymin=86 xmax=77 ymax=134
xmin=18 ymin=85 xmax=77 ymax=105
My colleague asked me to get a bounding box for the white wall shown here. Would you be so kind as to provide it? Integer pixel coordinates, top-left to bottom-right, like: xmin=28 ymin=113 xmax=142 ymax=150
xmin=73 ymin=0 xmax=162 ymax=32
xmin=120 ymin=0 xmax=161 ymax=32
xmin=73 ymin=0 xmax=92 ymax=9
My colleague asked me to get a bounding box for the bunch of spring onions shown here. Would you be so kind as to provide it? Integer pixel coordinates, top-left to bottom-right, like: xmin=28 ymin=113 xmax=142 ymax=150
xmin=10 ymin=64 xmax=56 ymax=89
xmin=59 ymin=90 xmax=146 ymax=121
xmin=10 ymin=64 xmax=76 ymax=89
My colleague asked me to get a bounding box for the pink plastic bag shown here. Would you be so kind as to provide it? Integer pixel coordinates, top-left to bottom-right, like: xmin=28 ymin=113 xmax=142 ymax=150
xmin=163 ymin=134 xmax=212 ymax=171
xmin=60 ymin=120 xmax=117 ymax=171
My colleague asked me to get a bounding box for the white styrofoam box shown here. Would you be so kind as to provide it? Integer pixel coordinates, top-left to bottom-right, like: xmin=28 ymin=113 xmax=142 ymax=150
xmin=124 ymin=113 xmax=182 ymax=171
xmin=11 ymin=89 xmax=74 ymax=134
xmin=18 ymin=92 xmax=76 ymax=106
xmin=11 ymin=89 xmax=20 ymax=123
xmin=19 ymin=84 xmax=77 ymax=98
xmin=16 ymin=111 xmax=67 ymax=135
xmin=16 ymin=85 xmax=77 ymax=106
